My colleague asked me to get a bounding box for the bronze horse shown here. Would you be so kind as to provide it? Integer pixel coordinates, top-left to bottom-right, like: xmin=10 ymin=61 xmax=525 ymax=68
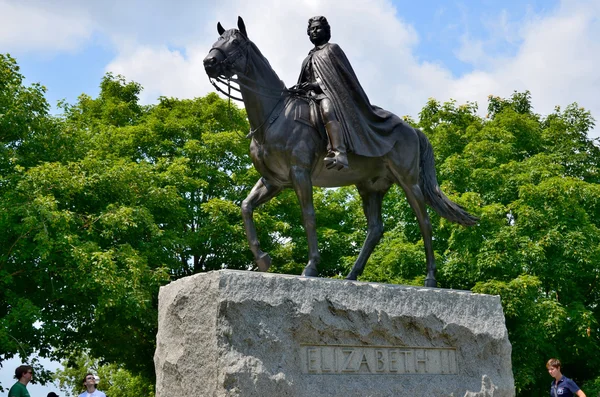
xmin=203 ymin=17 xmax=477 ymax=287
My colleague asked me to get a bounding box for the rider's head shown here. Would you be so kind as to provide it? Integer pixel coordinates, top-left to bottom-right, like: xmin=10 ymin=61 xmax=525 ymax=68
xmin=307 ymin=16 xmax=331 ymax=45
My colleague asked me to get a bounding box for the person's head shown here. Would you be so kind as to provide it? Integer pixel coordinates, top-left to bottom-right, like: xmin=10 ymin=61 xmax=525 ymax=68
xmin=83 ymin=373 xmax=97 ymax=389
xmin=307 ymin=16 xmax=331 ymax=45
xmin=546 ymin=358 xmax=562 ymax=379
xmin=14 ymin=365 xmax=33 ymax=382
xmin=47 ymin=392 xmax=60 ymax=397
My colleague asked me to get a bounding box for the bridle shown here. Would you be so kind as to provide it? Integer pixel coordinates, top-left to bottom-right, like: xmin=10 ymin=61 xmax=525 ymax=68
xmin=208 ymin=34 xmax=303 ymax=101
xmin=207 ymin=32 xmax=312 ymax=139
xmin=208 ymin=36 xmax=255 ymax=101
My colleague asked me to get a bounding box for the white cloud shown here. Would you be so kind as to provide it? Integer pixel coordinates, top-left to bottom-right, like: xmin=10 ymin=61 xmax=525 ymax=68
xmin=0 ymin=1 xmax=93 ymax=53
xmin=452 ymin=0 xmax=600 ymax=131
xmin=8 ymin=0 xmax=598 ymax=136
xmin=455 ymin=36 xmax=487 ymax=68
xmin=106 ymin=45 xmax=214 ymax=103
xmin=105 ymin=0 xmax=422 ymax=110
xmin=103 ymin=0 xmax=600 ymax=138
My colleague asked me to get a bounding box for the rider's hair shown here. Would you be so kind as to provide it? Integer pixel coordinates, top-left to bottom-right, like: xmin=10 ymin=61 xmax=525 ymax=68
xmin=307 ymin=16 xmax=331 ymax=42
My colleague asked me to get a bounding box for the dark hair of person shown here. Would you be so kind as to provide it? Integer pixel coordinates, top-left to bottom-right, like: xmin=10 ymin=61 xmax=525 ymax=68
xmin=82 ymin=372 xmax=95 ymax=384
xmin=14 ymin=365 xmax=32 ymax=380
xmin=82 ymin=373 xmax=99 ymax=391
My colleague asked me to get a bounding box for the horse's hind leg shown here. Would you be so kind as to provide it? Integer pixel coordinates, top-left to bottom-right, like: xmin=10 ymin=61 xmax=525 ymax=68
xmin=387 ymin=150 xmax=437 ymax=287
xmin=346 ymin=185 xmax=388 ymax=280
xmin=290 ymin=165 xmax=320 ymax=277
xmin=405 ymin=183 xmax=436 ymax=287
xmin=241 ymin=178 xmax=283 ymax=271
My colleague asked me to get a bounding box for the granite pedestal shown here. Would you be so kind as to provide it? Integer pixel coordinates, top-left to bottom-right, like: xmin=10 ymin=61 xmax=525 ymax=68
xmin=155 ymin=270 xmax=514 ymax=396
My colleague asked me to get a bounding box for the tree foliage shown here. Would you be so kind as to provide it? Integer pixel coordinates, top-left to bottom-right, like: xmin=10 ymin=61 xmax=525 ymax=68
xmin=1 ymin=54 xmax=58 ymax=385
xmin=2 ymin=52 xmax=600 ymax=396
xmin=0 ymin=56 xmax=259 ymax=387
xmin=361 ymin=91 xmax=600 ymax=395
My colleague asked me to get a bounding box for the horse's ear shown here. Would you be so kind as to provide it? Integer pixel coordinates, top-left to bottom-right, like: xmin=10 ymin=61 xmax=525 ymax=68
xmin=237 ymin=16 xmax=248 ymax=38
xmin=217 ymin=22 xmax=225 ymax=36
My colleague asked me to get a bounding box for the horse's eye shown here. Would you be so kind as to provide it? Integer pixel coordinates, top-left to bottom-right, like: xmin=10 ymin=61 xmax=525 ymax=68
xmin=232 ymin=39 xmax=239 ymax=45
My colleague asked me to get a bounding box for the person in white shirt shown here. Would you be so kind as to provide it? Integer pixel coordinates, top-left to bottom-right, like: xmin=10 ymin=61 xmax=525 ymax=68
xmin=78 ymin=373 xmax=106 ymax=397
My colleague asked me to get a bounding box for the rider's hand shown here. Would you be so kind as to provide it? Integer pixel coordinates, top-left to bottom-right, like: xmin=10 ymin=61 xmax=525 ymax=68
xmin=300 ymin=82 xmax=318 ymax=91
xmin=290 ymin=82 xmax=320 ymax=95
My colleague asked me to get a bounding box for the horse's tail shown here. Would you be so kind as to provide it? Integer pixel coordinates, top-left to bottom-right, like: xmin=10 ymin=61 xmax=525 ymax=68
xmin=417 ymin=128 xmax=478 ymax=226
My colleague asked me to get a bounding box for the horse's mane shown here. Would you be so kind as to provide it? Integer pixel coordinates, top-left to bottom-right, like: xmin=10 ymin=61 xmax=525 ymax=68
xmin=225 ymin=29 xmax=286 ymax=90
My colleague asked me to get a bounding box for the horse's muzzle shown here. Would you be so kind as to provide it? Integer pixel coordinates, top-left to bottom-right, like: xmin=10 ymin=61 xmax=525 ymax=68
xmin=203 ymin=55 xmax=221 ymax=77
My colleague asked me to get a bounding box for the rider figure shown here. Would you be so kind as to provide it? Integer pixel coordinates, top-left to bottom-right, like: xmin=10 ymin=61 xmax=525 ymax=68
xmin=295 ymin=16 xmax=408 ymax=171
xmin=295 ymin=16 xmax=349 ymax=170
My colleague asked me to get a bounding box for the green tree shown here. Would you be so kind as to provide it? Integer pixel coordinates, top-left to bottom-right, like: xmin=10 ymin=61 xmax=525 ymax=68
xmin=0 ymin=59 xmax=260 ymax=387
xmin=0 ymin=54 xmax=60 ymax=389
xmin=363 ymin=91 xmax=600 ymax=396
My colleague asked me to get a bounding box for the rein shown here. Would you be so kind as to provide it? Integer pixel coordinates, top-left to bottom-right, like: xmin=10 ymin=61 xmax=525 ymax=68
xmin=209 ymin=75 xmax=291 ymax=102
xmin=209 ymin=77 xmax=244 ymax=102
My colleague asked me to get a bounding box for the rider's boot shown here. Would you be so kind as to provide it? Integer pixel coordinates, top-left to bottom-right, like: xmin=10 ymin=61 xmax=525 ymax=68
xmin=324 ymin=121 xmax=349 ymax=170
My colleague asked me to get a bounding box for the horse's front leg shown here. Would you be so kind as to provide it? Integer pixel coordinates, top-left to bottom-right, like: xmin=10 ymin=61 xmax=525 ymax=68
xmin=241 ymin=178 xmax=283 ymax=271
xmin=290 ymin=165 xmax=320 ymax=277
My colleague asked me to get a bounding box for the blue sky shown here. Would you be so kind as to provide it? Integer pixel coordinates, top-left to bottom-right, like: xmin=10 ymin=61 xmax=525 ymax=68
xmin=7 ymin=0 xmax=561 ymax=106
xmin=4 ymin=0 xmax=600 ymax=140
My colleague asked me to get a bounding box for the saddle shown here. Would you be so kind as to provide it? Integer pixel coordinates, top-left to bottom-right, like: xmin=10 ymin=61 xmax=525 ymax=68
xmin=287 ymin=97 xmax=328 ymax=143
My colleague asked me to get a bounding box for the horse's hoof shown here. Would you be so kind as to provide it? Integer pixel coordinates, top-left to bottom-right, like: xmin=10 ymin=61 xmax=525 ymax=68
xmin=256 ymin=252 xmax=271 ymax=272
xmin=345 ymin=270 xmax=358 ymax=280
xmin=424 ymin=278 xmax=437 ymax=288
xmin=301 ymin=266 xmax=318 ymax=277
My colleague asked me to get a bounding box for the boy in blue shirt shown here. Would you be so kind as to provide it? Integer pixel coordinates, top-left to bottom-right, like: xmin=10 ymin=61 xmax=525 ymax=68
xmin=547 ymin=358 xmax=586 ymax=397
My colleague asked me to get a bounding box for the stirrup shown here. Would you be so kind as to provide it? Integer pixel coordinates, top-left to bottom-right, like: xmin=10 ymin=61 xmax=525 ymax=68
xmin=324 ymin=151 xmax=349 ymax=170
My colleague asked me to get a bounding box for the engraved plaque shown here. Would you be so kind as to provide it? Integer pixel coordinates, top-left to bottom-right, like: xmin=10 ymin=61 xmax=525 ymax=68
xmin=300 ymin=345 xmax=458 ymax=375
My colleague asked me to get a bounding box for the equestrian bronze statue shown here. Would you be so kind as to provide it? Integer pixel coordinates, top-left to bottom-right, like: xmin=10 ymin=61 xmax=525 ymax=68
xmin=203 ymin=17 xmax=477 ymax=287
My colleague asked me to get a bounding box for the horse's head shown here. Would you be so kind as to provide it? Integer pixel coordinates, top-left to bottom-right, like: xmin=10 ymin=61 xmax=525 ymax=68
xmin=204 ymin=16 xmax=250 ymax=78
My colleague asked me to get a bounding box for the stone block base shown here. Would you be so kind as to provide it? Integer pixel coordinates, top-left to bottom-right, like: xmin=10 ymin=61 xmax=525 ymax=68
xmin=155 ymin=270 xmax=514 ymax=396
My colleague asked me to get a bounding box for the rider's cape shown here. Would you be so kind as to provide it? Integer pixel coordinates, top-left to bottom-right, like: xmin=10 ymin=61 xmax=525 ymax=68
xmin=297 ymin=42 xmax=407 ymax=157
